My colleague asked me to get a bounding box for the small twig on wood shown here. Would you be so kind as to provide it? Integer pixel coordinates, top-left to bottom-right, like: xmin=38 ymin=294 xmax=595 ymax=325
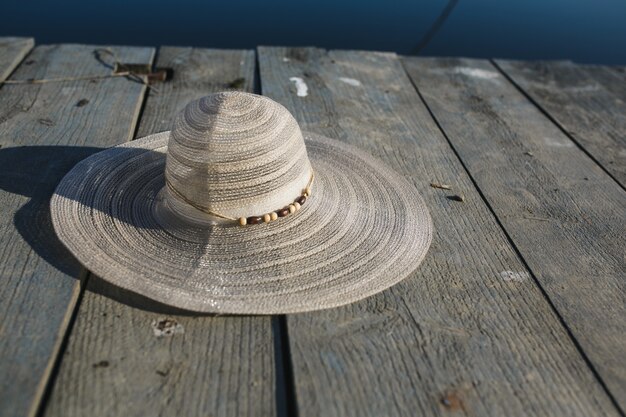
xmin=0 ymin=47 xmax=161 ymax=92
xmin=523 ymin=216 xmax=550 ymax=222
xmin=430 ymin=182 xmax=452 ymax=190
xmin=0 ymin=72 xmax=160 ymax=93
xmin=1 ymin=72 xmax=133 ymax=84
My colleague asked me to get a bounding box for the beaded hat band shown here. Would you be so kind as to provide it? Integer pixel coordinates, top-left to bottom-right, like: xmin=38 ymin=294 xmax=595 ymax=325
xmin=164 ymin=171 xmax=315 ymax=226
xmin=162 ymin=92 xmax=314 ymax=226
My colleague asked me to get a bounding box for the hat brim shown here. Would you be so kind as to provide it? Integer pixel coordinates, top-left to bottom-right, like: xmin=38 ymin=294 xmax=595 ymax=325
xmin=51 ymin=131 xmax=432 ymax=314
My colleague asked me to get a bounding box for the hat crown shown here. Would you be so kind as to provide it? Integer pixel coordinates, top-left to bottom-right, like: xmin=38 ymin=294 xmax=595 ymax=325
xmin=165 ymin=92 xmax=312 ymax=222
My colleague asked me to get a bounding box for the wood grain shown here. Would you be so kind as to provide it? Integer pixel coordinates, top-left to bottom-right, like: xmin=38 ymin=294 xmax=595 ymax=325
xmin=43 ymin=47 xmax=276 ymax=417
xmin=494 ymin=59 xmax=626 ymax=187
xmin=403 ymin=56 xmax=626 ymax=412
xmin=258 ymin=47 xmax=620 ymax=417
xmin=0 ymin=37 xmax=34 ymax=82
xmin=136 ymin=47 xmax=256 ymax=136
xmin=0 ymin=44 xmax=154 ymax=417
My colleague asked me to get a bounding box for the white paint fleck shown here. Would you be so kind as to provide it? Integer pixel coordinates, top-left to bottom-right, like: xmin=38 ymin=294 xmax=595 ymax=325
xmin=289 ymin=77 xmax=309 ymax=97
xmin=454 ymin=67 xmax=500 ymax=80
xmin=240 ymin=60 xmax=244 ymax=66
xmin=151 ymin=318 xmax=185 ymax=337
xmin=543 ymin=136 xmax=574 ymax=148
xmin=339 ymin=77 xmax=362 ymax=87
xmin=500 ymin=271 xmax=529 ymax=282
xmin=282 ymin=57 xmax=290 ymax=62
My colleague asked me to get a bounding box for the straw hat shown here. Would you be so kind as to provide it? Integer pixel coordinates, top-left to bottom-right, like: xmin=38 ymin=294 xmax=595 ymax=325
xmin=51 ymin=92 xmax=432 ymax=314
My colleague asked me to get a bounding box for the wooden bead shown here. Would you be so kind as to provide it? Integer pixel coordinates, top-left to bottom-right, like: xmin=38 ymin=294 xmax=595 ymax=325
xmin=294 ymin=202 xmax=301 ymax=210
xmin=305 ymin=186 xmax=311 ymax=196
xmin=238 ymin=217 xmax=247 ymax=226
xmin=247 ymin=216 xmax=263 ymax=225
xmin=277 ymin=208 xmax=290 ymax=217
xmin=263 ymin=213 xmax=271 ymax=223
xmin=288 ymin=204 xmax=296 ymax=214
xmin=270 ymin=212 xmax=278 ymax=221
xmin=296 ymin=195 xmax=306 ymax=205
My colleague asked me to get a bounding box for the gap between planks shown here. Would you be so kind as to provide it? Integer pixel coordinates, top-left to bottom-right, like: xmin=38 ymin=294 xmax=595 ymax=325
xmin=0 ymin=43 xmax=155 ymax=417
xmin=258 ymin=46 xmax=621 ymax=417
xmin=402 ymin=55 xmax=626 ymax=414
xmin=491 ymin=59 xmax=626 ymax=191
xmin=42 ymin=47 xmax=278 ymax=417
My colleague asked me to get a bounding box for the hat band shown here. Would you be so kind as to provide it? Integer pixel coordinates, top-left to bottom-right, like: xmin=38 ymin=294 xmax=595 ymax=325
xmin=164 ymin=171 xmax=315 ymax=226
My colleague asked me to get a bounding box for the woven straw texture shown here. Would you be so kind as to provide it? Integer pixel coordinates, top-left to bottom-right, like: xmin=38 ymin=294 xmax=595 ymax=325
xmin=50 ymin=93 xmax=432 ymax=314
xmin=166 ymin=93 xmax=312 ymax=221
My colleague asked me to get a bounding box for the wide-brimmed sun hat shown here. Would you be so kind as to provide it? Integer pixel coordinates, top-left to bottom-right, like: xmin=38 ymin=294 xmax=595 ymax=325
xmin=50 ymin=92 xmax=432 ymax=314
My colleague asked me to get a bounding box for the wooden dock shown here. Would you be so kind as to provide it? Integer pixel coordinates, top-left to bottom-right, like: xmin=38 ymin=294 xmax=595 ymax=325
xmin=0 ymin=37 xmax=624 ymax=417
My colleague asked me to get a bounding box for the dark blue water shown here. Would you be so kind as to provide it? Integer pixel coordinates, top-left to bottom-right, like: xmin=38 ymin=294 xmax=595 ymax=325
xmin=3 ymin=0 xmax=626 ymax=65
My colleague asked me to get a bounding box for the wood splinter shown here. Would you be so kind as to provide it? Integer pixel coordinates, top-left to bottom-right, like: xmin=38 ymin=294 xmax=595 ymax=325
xmin=430 ymin=182 xmax=452 ymax=190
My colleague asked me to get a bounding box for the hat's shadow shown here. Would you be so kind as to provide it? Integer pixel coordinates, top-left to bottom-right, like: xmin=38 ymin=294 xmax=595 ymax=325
xmin=0 ymin=145 xmax=101 ymax=279
xmin=0 ymin=145 xmax=214 ymax=316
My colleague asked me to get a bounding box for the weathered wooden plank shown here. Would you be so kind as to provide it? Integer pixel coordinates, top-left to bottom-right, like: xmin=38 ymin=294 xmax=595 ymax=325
xmin=494 ymin=60 xmax=626 ymax=186
xmin=0 ymin=44 xmax=154 ymax=417
xmin=403 ymin=57 xmax=626 ymax=412
xmin=258 ymin=47 xmax=620 ymax=417
xmin=0 ymin=37 xmax=34 ymax=82
xmin=136 ymin=47 xmax=256 ymax=136
xmin=43 ymin=47 xmax=275 ymax=417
